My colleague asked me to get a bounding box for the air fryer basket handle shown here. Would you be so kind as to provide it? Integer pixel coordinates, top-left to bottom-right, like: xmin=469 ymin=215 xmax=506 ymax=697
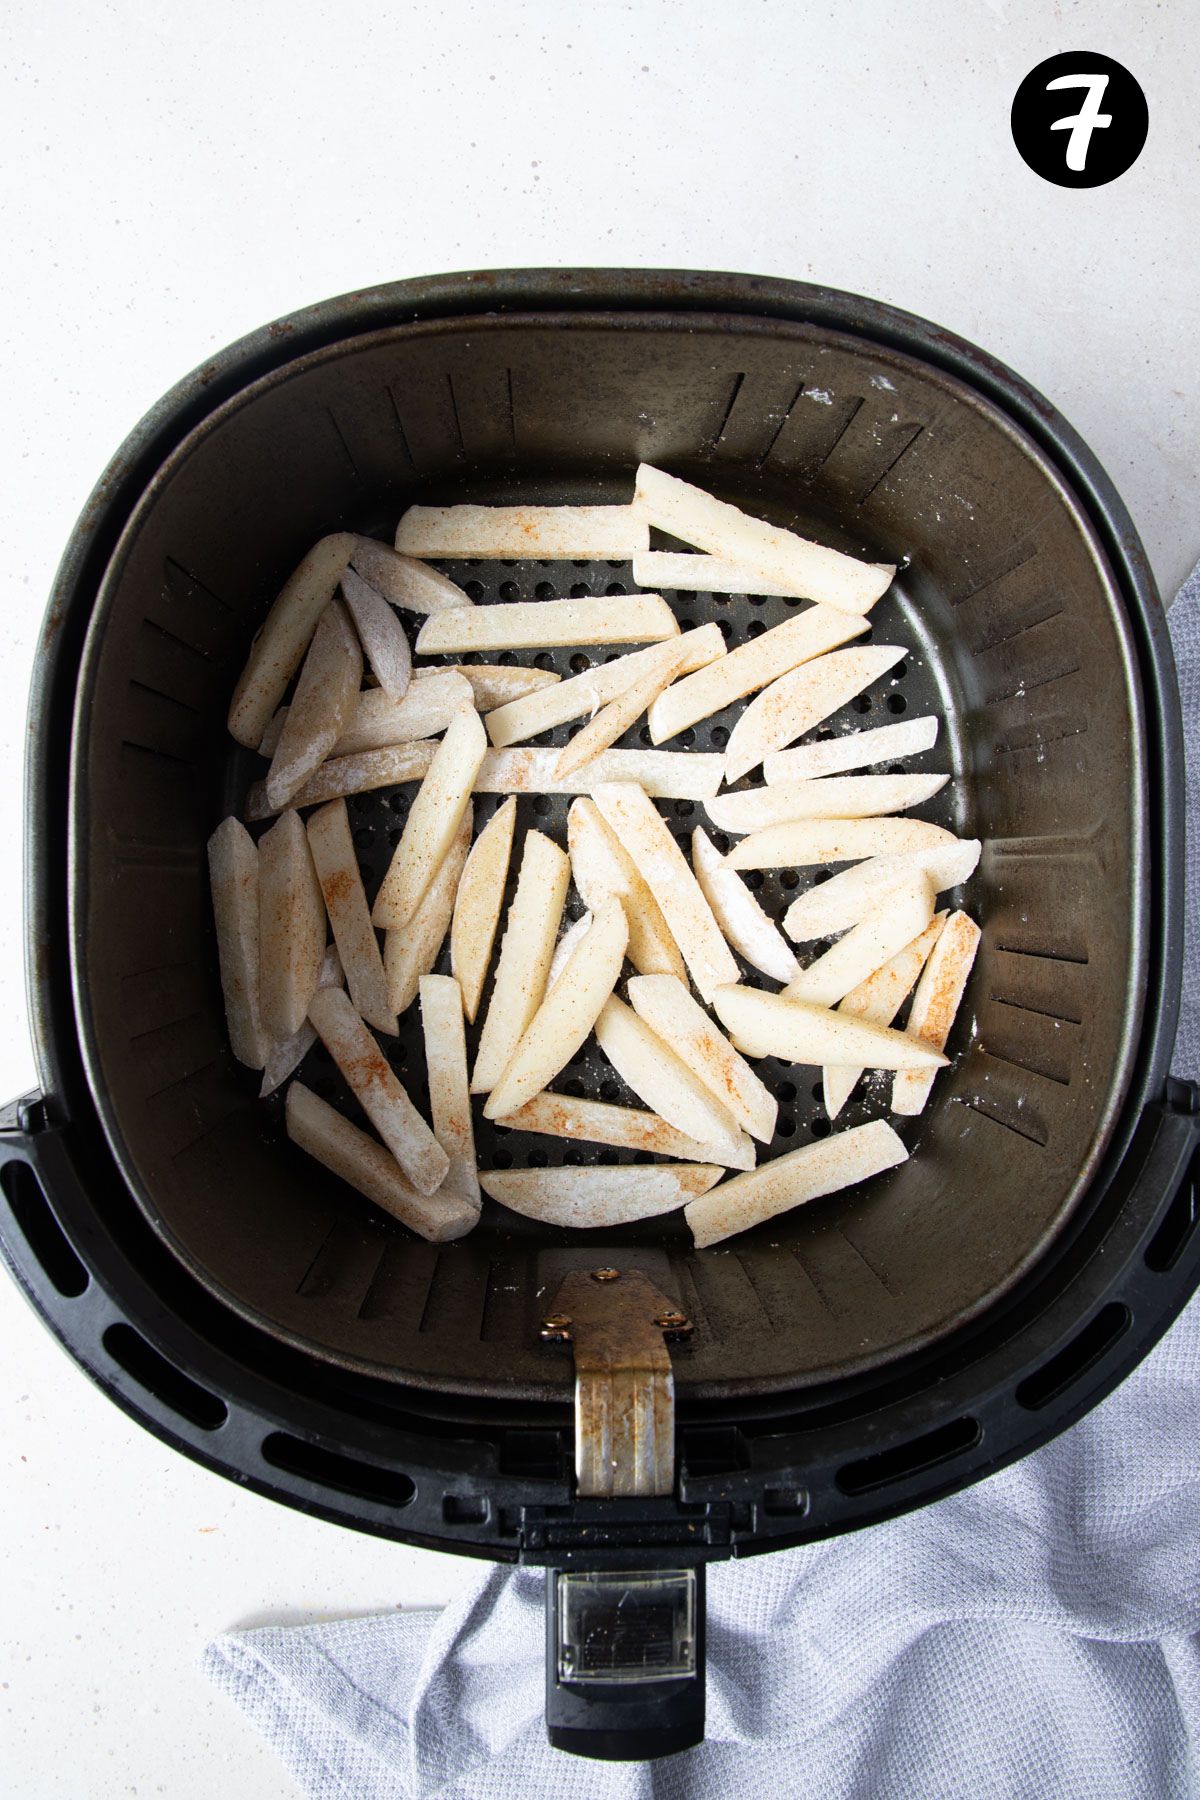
xmin=543 ymin=1564 xmax=705 ymax=1761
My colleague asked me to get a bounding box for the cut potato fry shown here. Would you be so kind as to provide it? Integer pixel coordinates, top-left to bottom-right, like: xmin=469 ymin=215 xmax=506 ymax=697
xmin=229 ymin=533 xmax=356 ymax=748
xmin=686 ymin=1119 xmax=907 ymax=1248
xmin=647 ymin=608 xmax=866 ymax=744
xmin=383 ymin=804 xmax=473 ymax=1016
xmin=484 ymin=900 xmax=628 ymax=1119
xmin=632 ymin=550 xmax=887 ymax=598
xmin=350 ymin=538 xmax=473 ymax=614
xmin=480 ymin=1162 xmax=721 ymax=1229
xmin=395 ymin=503 xmax=649 ymax=559
xmin=726 ymin=816 xmax=957 ymax=870
xmin=554 ymin=637 xmax=691 ymax=778
xmin=208 ymin=816 xmax=269 ymax=1069
xmin=307 ymin=986 xmax=449 ymax=1194
xmin=340 ymin=566 xmax=412 ymax=701
xmin=471 ymin=831 xmax=570 ymax=1093
xmin=691 ymin=826 xmax=800 ymax=984
xmin=822 ymin=913 xmax=947 ymax=1120
xmin=891 ymin=911 xmax=981 ymax=1116
xmin=632 ymin=464 xmax=894 ymax=616
xmin=784 ymin=840 xmax=981 ymax=940
xmin=627 ymin=974 xmax=778 ymax=1144
xmin=260 ymin=676 xmax=471 ymax=759
xmin=591 ymin=782 xmax=738 ymax=1003
xmin=419 ymin=974 xmax=480 ymax=1210
xmin=305 ymin=799 xmax=396 ymax=1035
xmin=711 ymin=985 xmax=948 ymax=1070
xmin=450 ymin=796 xmax=517 ymax=1022
xmin=784 ymin=879 xmax=934 ymax=1008
xmin=246 ymin=742 xmax=724 ymax=815
xmin=260 ymin=945 xmax=343 ymax=1098
xmin=594 ymin=996 xmax=743 ymax=1158
xmin=433 ymin=663 xmax=561 ymax=710
xmin=485 ymin=624 xmax=723 ymax=750
xmin=724 ymin=645 xmax=908 ymax=783
xmin=265 ymin=599 xmax=362 ymax=811
xmin=567 ymin=797 xmax=686 ymax=981
xmin=764 ymin=715 xmax=940 ymax=782
xmin=493 ymin=1091 xmax=756 ymax=1171
xmin=548 ymin=911 xmax=593 ymax=988
xmin=372 ymin=709 xmax=487 ymax=930
xmin=415 ymin=595 xmax=678 ymax=655
xmin=286 ymin=1082 xmax=476 ymax=1242
xmin=258 ymin=808 xmax=327 ymax=1041
xmin=707 ymin=774 xmax=949 ymax=834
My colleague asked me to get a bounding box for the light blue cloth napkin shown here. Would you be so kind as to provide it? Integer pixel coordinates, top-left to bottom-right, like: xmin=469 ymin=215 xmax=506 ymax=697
xmin=205 ymin=564 xmax=1200 ymax=1800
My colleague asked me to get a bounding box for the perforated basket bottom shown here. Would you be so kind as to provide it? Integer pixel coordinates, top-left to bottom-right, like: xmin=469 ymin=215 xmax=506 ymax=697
xmin=250 ymin=548 xmax=965 ymax=1182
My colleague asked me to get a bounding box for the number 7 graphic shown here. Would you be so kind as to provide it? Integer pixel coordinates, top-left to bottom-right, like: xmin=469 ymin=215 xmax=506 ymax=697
xmin=1046 ymin=73 xmax=1112 ymax=171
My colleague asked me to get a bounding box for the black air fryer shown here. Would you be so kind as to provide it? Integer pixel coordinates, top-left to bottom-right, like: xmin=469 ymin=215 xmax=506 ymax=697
xmin=2 ymin=271 xmax=1196 ymax=1761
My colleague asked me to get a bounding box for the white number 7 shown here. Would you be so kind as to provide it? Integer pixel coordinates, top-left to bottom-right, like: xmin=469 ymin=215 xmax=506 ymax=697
xmin=1046 ymin=73 xmax=1112 ymax=172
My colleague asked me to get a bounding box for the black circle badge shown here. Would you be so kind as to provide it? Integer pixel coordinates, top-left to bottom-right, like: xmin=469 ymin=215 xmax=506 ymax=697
xmin=1011 ymin=52 xmax=1148 ymax=188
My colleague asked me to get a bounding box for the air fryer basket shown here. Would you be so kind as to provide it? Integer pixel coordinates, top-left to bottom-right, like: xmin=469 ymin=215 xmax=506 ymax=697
xmin=2 ymin=273 xmax=1196 ymax=1759
xmin=60 ymin=300 xmax=1153 ymax=1400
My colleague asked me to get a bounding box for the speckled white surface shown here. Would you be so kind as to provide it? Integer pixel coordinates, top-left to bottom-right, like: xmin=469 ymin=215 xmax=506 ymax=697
xmin=0 ymin=2 xmax=1197 ymax=1794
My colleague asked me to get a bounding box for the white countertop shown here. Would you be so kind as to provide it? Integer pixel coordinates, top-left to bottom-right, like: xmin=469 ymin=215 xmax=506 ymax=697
xmin=1 ymin=2 xmax=1196 ymax=1793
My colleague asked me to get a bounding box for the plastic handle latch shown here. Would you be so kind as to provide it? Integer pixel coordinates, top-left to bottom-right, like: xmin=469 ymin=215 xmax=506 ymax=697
xmin=544 ymin=1565 xmax=705 ymax=1760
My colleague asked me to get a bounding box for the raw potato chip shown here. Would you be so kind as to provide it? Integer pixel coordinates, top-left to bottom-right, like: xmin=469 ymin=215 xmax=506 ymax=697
xmin=479 ymin=1163 xmax=721 ymax=1229
xmin=260 ymin=945 xmax=343 ymax=1099
xmin=711 ymin=984 xmax=948 ymax=1071
xmin=632 ymin=550 xmax=886 ymax=598
xmin=706 ymin=773 xmax=949 ymax=834
xmin=208 ymin=816 xmax=269 ymax=1068
xmin=450 ymin=796 xmax=517 ymax=1022
xmin=308 ymin=986 xmax=449 ymax=1195
xmin=783 ymin=879 xmax=934 ymax=1009
xmin=726 ymin=816 xmax=957 ymax=870
xmin=229 ymin=532 xmax=356 ymax=748
xmin=891 ymin=911 xmax=981 ymax=1116
xmin=764 ymin=715 xmax=940 ymax=782
xmin=395 ymin=502 xmax=649 ymax=559
xmin=419 ymin=974 xmax=480 ymax=1210
xmin=339 ymin=566 xmax=412 ymax=702
xmin=568 ymin=797 xmax=686 ymax=981
xmin=415 ymin=595 xmax=679 ymax=655
xmin=265 ymin=598 xmax=362 ymax=811
xmin=258 ymin=670 xmax=474 ymax=759
xmin=258 ymin=808 xmax=327 ymax=1041
xmin=383 ymin=804 xmax=473 ymax=1017
xmin=591 ymin=782 xmax=738 ymax=1003
xmin=627 ymin=974 xmax=778 ymax=1143
xmin=822 ymin=913 xmax=947 ymax=1120
xmin=724 ymin=645 xmax=908 ymax=784
xmin=484 ymin=899 xmax=629 ymax=1119
xmin=554 ymin=637 xmax=692 ymax=778
xmin=305 ymin=798 xmax=395 ymax=1035
xmin=485 ymin=625 xmax=723 ymax=749
xmin=372 ymin=708 xmax=487 ymax=929
xmin=647 ymin=607 xmax=866 ymax=744
xmin=350 ymin=537 xmax=473 ymax=614
xmin=471 ymin=831 xmax=570 ymax=1093
xmin=685 ymin=1119 xmax=907 ymax=1248
xmin=632 ymin=464 xmax=894 ymax=615
xmin=435 ymin=664 xmax=560 ymax=710
xmin=594 ymin=996 xmax=743 ymax=1158
xmin=493 ymin=1091 xmax=756 ymax=1171
xmin=691 ymin=826 xmax=800 ymax=985
xmin=245 ymin=742 xmax=724 ymax=815
xmin=286 ymin=1083 xmax=477 ymax=1242
xmin=783 ymin=840 xmax=981 ymax=940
